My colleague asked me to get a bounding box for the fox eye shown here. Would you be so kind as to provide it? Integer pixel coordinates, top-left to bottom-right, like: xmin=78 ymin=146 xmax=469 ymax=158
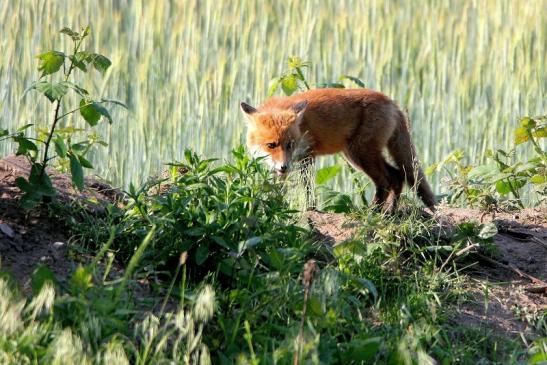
xmin=266 ymin=142 xmax=277 ymax=149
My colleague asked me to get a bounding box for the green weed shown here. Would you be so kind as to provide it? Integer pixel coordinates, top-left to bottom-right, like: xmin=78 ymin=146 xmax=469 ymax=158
xmin=0 ymin=26 xmax=125 ymax=208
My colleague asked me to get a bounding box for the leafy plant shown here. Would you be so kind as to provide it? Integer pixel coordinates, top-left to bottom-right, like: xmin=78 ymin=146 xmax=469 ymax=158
xmin=267 ymin=57 xmax=366 ymax=96
xmin=112 ymin=147 xmax=311 ymax=281
xmin=430 ymin=115 xmax=546 ymax=209
xmin=0 ymin=26 xmax=125 ymax=208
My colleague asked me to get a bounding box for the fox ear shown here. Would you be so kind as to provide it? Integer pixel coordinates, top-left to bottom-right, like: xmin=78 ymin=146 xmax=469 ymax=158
xmin=293 ymin=100 xmax=308 ymax=126
xmin=292 ymin=100 xmax=308 ymax=115
xmin=240 ymin=102 xmax=258 ymax=115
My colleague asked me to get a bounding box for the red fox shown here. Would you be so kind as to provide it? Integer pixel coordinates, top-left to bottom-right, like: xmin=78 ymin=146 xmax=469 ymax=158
xmin=240 ymin=88 xmax=435 ymax=212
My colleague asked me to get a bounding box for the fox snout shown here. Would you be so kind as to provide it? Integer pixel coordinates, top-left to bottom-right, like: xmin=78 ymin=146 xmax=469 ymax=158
xmin=275 ymin=163 xmax=289 ymax=176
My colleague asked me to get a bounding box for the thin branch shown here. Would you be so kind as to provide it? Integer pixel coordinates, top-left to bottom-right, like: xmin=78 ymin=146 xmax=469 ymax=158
xmin=55 ymin=101 xmax=94 ymax=121
xmin=39 ymin=99 xmax=62 ymax=180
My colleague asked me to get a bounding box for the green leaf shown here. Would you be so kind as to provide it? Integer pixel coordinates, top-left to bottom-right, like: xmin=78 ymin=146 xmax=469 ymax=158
xmin=315 ymin=165 xmax=342 ymax=185
xmin=71 ymin=142 xmax=88 ymax=153
xmin=514 ymin=127 xmax=529 ymax=145
xmin=267 ymin=77 xmax=281 ymax=96
xmin=530 ymin=174 xmax=546 ymax=184
xmin=211 ymin=235 xmax=232 ymax=250
xmin=468 ymin=164 xmax=498 ymax=180
xmin=13 ymin=135 xmax=38 ymax=156
xmin=341 ymin=337 xmax=381 ymax=362
xmin=101 ymin=98 xmax=128 ymax=109
xmin=478 ymin=222 xmax=498 ymax=240
xmin=519 ymin=117 xmax=536 ymax=129
xmin=16 ymin=123 xmax=34 ymax=132
xmin=0 ymin=129 xmax=7 ymax=137
xmin=533 ymin=126 xmax=547 ymax=139
xmin=340 ymin=75 xmax=366 ymax=88
xmin=60 ymin=27 xmax=81 ymax=41
xmin=323 ymin=190 xmax=354 ymax=213
xmin=15 ymin=163 xmax=56 ymax=209
xmin=351 ymin=277 xmax=378 ymax=302
xmin=308 ymin=296 xmax=323 ymax=316
xmin=31 ymin=265 xmax=57 ymax=295
xmin=28 ymin=164 xmax=55 ymax=196
xmin=69 ymin=153 xmax=84 ymax=190
xmin=78 ymin=154 xmax=94 ymax=169
xmin=287 ymin=56 xmax=309 ymax=69
xmin=529 ymin=351 xmax=547 ymax=364
xmin=15 ymin=176 xmax=37 ymax=193
xmin=195 ymin=245 xmax=209 ymax=265
xmin=72 ymin=58 xmax=87 ymax=72
xmin=80 ymin=99 xmax=101 ymax=126
xmin=64 ymin=81 xmax=89 ymax=96
xmin=53 ymin=135 xmax=68 ymax=158
xmin=93 ymin=102 xmax=113 ymax=124
xmin=186 ymin=227 xmax=205 ymax=236
xmin=317 ymin=82 xmax=345 ymax=88
xmin=281 ymin=75 xmax=298 ymax=95
xmin=37 ymin=51 xmax=65 ymax=77
xmin=495 ymin=180 xmax=512 ymax=195
xmin=90 ymin=53 xmax=112 ymax=74
xmin=30 ymin=81 xmax=68 ymax=103
xmin=514 ymin=162 xmax=537 ymax=174
xmin=70 ymin=265 xmax=93 ymax=295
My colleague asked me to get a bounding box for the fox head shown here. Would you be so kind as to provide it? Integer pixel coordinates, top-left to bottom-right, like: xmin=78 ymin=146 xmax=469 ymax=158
xmin=240 ymin=100 xmax=308 ymax=176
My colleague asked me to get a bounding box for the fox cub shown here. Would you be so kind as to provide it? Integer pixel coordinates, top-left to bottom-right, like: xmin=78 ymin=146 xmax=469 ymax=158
xmin=240 ymin=88 xmax=435 ymax=212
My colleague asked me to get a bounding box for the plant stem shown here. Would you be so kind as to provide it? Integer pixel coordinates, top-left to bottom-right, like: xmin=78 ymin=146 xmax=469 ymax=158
xmin=528 ymin=130 xmax=547 ymax=165
xmin=55 ymin=100 xmax=95 ymax=121
xmin=296 ymin=67 xmax=310 ymax=90
xmin=506 ymin=178 xmax=524 ymax=208
xmin=159 ymin=260 xmax=182 ymax=316
xmin=38 ymin=36 xmax=84 ymax=183
xmin=38 ymin=100 xmax=62 ymax=181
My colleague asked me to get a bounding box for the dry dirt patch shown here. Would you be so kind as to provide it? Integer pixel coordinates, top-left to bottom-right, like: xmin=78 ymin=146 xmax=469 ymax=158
xmin=0 ymin=155 xmax=120 ymax=292
xmin=305 ymin=205 xmax=547 ymax=338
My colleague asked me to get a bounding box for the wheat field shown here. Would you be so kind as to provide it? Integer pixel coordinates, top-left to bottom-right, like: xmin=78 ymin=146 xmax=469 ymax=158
xmin=0 ymin=0 xmax=545 ymax=192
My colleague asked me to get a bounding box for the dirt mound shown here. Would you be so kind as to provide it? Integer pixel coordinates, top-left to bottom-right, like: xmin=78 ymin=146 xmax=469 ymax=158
xmin=0 ymin=155 xmax=121 ymax=292
xmin=438 ymin=206 xmax=546 ymax=338
xmin=305 ymin=205 xmax=546 ymax=338
xmin=439 ymin=206 xmax=546 ymax=281
xmin=305 ymin=210 xmax=361 ymax=246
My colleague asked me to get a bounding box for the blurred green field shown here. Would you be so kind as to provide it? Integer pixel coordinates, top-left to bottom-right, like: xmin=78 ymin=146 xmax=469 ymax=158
xmin=0 ymin=0 xmax=545 ymax=192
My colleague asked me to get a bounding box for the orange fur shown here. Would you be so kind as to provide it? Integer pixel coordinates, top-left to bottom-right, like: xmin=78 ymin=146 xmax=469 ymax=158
xmin=241 ymin=88 xmax=435 ymax=211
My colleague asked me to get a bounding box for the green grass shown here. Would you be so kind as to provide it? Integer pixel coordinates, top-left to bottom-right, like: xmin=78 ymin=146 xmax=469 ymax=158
xmin=1 ymin=150 xmax=536 ymax=364
xmin=0 ymin=1 xmax=545 ymax=363
xmin=1 ymin=1 xmax=544 ymax=193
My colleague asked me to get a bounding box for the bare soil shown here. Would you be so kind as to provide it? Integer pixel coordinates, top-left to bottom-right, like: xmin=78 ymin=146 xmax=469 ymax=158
xmin=1 ymin=155 xmax=546 ymax=339
xmin=0 ymin=155 xmax=121 ymax=292
xmin=306 ymin=204 xmax=547 ymax=339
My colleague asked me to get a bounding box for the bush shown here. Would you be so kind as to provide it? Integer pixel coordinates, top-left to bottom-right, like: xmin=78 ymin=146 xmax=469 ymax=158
xmin=116 ymin=147 xmax=311 ymax=281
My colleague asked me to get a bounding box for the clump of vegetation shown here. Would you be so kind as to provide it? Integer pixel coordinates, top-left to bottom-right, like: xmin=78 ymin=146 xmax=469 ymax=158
xmin=0 ymin=26 xmax=125 ymax=208
xmin=268 ymin=56 xmax=367 ymax=97
xmin=107 ymin=147 xmax=314 ymax=280
xmin=2 ymin=143 xmax=541 ymax=363
xmin=430 ymin=115 xmax=546 ymax=210
xmin=57 ymin=144 xmax=530 ymax=363
xmin=0 ymin=233 xmax=215 ymax=364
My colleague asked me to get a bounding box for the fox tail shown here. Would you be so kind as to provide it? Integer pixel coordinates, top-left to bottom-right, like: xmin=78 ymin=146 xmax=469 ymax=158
xmin=387 ymin=111 xmax=436 ymax=210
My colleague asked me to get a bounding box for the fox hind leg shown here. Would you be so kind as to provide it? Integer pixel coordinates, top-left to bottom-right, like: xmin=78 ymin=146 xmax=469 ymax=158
xmin=343 ymin=146 xmax=396 ymax=212
xmin=384 ymin=162 xmax=404 ymax=211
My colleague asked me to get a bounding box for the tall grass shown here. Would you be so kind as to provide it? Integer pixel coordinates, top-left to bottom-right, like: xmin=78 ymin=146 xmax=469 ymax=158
xmin=0 ymin=0 xmax=544 ymax=192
